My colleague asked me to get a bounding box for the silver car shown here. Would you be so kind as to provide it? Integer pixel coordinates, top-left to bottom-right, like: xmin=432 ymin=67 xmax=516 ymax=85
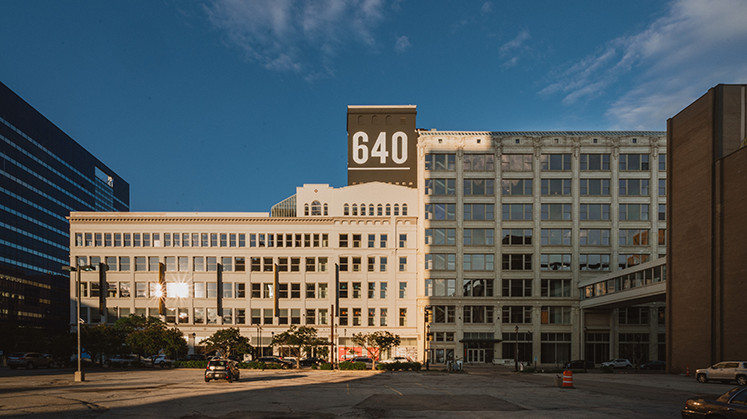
xmin=696 ymin=361 xmax=747 ymax=386
xmin=8 ymin=352 xmax=53 ymax=369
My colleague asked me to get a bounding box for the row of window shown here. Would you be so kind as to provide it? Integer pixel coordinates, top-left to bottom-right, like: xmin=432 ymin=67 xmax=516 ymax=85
xmin=75 ymin=232 xmax=330 ymax=248
xmin=427 ymin=178 xmax=665 ymax=197
xmin=427 ymin=203 xmax=666 ymax=221
xmin=425 ymin=253 xmax=657 ymax=271
xmin=342 ymin=203 xmax=408 ymax=216
xmin=426 ymin=228 xmax=666 ymax=246
xmin=425 ymin=278 xmax=572 ymax=298
xmin=425 ymin=305 xmax=573 ymax=324
xmin=426 ymin=153 xmax=666 ymax=172
xmin=583 ymin=265 xmax=666 ymax=299
xmin=339 ymin=234 xmax=406 ymax=248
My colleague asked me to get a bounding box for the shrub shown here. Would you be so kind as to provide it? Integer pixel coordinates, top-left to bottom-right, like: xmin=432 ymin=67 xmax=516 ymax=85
xmin=377 ymin=362 xmax=421 ymax=372
xmin=311 ymin=364 xmax=318 ymax=370
xmin=320 ymin=363 xmax=333 ymax=370
xmin=600 ymin=365 xmax=614 ymax=373
xmin=339 ymin=361 xmax=366 ymax=370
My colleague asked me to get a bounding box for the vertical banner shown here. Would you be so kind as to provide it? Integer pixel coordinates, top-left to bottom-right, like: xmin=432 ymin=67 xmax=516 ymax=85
xmin=217 ymin=263 xmax=223 ymax=321
xmin=158 ymin=262 xmax=166 ymax=316
xmin=98 ymin=262 xmax=106 ymax=319
xmin=335 ymin=263 xmax=340 ymax=318
xmin=274 ymin=263 xmax=279 ymax=319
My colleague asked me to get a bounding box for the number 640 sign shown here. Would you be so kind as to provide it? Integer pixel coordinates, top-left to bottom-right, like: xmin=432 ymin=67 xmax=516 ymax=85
xmin=351 ymin=131 xmax=408 ymax=165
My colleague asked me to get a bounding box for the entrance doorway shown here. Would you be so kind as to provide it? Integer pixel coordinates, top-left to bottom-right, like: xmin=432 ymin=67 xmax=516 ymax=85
xmin=467 ymin=348 xmax=485 ymax=363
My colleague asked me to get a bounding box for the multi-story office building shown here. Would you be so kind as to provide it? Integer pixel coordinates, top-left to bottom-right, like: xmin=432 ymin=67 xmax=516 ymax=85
xmin=0 ymin=81 xmax=129 ymax=336
xmin=68 ymin=105 xmax=667 ymax=366
xmin=67 ymin=183 xmax=419 ymax=359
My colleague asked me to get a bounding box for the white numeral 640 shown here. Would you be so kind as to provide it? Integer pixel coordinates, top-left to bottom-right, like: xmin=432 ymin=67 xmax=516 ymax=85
xmin=352 ymin=131 xmax=408 ymax=164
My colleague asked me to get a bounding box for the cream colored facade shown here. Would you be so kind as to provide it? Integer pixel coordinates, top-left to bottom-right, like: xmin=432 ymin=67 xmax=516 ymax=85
xmin=68 ymin=182 xmax=419 ymax=360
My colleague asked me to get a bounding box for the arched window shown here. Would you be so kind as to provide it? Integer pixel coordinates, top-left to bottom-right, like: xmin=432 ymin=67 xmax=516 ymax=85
xmin=394 ymin=204 xmax=399 ymax=216
xmin=385 ymin=204 xmax=391 ymax=216
xmin=304 ymin=203 xmax=309 ymax=216
xmin=352 ymin=204 xmax=358 ymax=216
xmin=377 ymin=204 xmax=383 ymax=216
xmin=360 ymin=204 xmax=366 ymax=216
xmin=323 ymin=203 xmax=328 ymax=216
xmin=344 ymin=204 xmax=350 ymax=216
xmin=311 ymin=200 xmax=322 ymax=216
xmin=369 ymin=204 xmax=374 ymax=215
xmin=402 ymin=204 xmax=408 ymax=216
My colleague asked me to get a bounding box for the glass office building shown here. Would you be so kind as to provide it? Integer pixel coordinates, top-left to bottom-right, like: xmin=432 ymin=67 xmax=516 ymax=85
xmin=0 ymin=81 xmax=129 ymax=335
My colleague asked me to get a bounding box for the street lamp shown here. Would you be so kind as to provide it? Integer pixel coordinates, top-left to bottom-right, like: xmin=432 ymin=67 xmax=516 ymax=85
xmin=255 ymin=325 xmax=262 ymax=358
xmin=62 ymin=263 xmax=95 ymax=382
xmin=514 ymin=325 xmax=519 ymax=372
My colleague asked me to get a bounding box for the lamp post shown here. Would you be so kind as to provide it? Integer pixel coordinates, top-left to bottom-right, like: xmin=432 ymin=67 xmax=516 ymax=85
xmin=514 ymin=325 xmax=519 ymax=372
xmin=255 ymin=325 xmax=262 ymax=358
xmin=62 ymin=263 xmax=95 ymax=382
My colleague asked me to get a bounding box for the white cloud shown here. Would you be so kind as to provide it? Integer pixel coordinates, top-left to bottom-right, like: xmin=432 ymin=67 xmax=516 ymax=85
xmin=498 ymin=30 xmax=531 ymax=68
xmin=500 ymin=30 xmax=530 ymax=54
xmin=481 ymin=2 xmax=493 ymax=13
xmin=540 ymin=0 xmax=747 ymax=129
xmin=204 ymin=0 xmax=387 ymax=77
xmin=394 ymin=35 xmax=411 ymax=53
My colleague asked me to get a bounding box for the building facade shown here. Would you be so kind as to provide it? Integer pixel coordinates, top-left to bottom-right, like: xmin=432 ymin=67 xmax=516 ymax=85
xmin=0 ymin=81 xmax=129 ymax=337
xmin=68 ymin=183 xmax=419 ymax=360
xmin=666 ymin=84 xmax=747 ymax=373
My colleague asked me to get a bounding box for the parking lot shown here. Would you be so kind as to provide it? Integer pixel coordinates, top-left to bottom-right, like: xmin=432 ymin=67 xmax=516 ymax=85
xmin=0 ymin=365 xmax=737 ymax=418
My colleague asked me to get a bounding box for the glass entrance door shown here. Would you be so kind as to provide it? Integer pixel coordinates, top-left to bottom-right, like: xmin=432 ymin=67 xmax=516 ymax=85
xmin=467 ymin=348 xmax=485 ymax=363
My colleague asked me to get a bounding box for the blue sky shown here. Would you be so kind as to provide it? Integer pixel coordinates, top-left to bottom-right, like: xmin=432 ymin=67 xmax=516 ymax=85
xmin=2 ymin=0 xmax=746 ymax=212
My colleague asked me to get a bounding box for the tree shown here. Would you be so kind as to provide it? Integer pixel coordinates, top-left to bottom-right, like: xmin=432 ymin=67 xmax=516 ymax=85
xmin=271 ymin=326 xmax=328 ymax=367
xmin=82 ymin=324 xmax=123 ymax=364
xmin=113 ymin=315 xmax=188 ymax=359
xmin=200 ymin=327 xmax=251 ymax=359
xmin=352 ymin=331 xmax=401 ymax=368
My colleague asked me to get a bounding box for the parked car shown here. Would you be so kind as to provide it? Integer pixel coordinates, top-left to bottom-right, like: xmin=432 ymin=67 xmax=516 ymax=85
xmin=255 ymin=356 xmax=293 ymax=368
xmin=639 ymin=360 xmax=666 ymax=370
xmin=380 ymin=356 xmax=412 ymax=364
xmin=696 ymin=361 xmax=747 ymax=386
xmin=152 ymin=355 xmax=174 ymax=368
xmin=350 ymin=356 xmax=374 ymax=369
xmin=8 ymin=352 xmax=53 ymax=369
xmin=299 ymin=357 xmax=329 ymax=367
xmin=204 ymin=359 xmax=239 ymax=383
xmin=682 ymin=386 xmax=747 ymax=418
xmin=105 ymin=354 xmax=148 ymax=368
xmin=601 ymin=359 xmax=633 ymax=369
xmin=178 ymin=354 xmax=206 ymax=362
xmin=565 ymin=360 xmax=595 ymax=370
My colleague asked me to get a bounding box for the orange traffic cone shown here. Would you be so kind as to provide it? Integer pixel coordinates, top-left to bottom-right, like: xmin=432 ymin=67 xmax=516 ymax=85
xmin=686 ymin=364 xmax=690 ymax=377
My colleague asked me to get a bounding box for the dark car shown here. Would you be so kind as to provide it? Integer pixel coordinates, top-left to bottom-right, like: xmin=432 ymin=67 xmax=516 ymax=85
xmin=204 ymin=359 xmax=240 ymax=383
xmin=565 ymin=360 xmax=595 ymax=370
xmin=256 ymin=356 xmax=293 ymax=368
xmin=682 ymin=386 xmax=747 ymax=418
xmin=299 ymin=357 xmax=329 ymax=367
xmin=8 ymin=352 xmax=53 ymax=369
xmin=640 ymin=360 xmax=666 ymax=370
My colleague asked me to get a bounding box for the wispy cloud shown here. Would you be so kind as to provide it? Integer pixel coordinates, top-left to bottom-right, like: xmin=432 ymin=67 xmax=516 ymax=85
xmin=540 ymin=0 xmax=747 ymax=129
xmin=394 ymin=35 xmax=411 ymax=53
xmin=204 ymin=0 xmax=387 ymax=80
xmin=499 ymin=30 xmax=530 ymax=68
xmin=481 ymin=2 xmax=493 ymax=14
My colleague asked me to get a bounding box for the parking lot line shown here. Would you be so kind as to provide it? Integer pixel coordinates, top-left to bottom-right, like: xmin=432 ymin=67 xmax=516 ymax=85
xmin=383 ymin=384 xmax=403 ymax=395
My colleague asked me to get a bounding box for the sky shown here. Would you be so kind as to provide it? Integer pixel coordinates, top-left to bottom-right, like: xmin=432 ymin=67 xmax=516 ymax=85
xmin=2 ymin=0 xmax=747 ymax=213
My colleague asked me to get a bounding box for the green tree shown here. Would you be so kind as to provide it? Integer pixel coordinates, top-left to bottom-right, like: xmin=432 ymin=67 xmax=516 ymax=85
xmin=271 ymin=326 xmax=328 ymax=367
xmin=352 ymin=331 xmax=401 ymax=368
xmin=200 ymin=327 xmax=251 ymax=359
xmin=162 ymin=327 xmax=189 ymax=359
xmin=113 ymin=315 xmax=188 ymax=359
xmin=82 ymin=324 xmax=123 ymax=364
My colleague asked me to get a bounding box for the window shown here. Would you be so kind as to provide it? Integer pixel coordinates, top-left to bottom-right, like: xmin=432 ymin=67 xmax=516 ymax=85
xmin=540 ymin=254 xmax=572 ymax=270
xmin=465 ymin=204 xmax=495 ymax=220
xmin=339 ymin=234 xmax=348 ymax=247
xmin=658 ymin=229 xmax=666 ymax=246
xmin=425 ymin=179 xmax=456 ymax=195
xmin=399 ymin=234 xmax=407 ymax=248
xmin=339 ymin=308 xmax=348 ymax=326
xmin=618 ymin=254 xmax=649 ymax=269
xmin=278 ymin=284 xmax=288 ymax=299
xmin=353 ymin=234 xmax=361 ymax=248
xmin=464 ymin=179 xmax=494 ymax=195
xmin=619 ymin=179 xmax=650 ymax=196
xmin=425 ymin=154 xmax=456 ymax=171
xmin=319 ymin=283 xmax=328 ymax=298
xmin=579 ymin=229 xmax=610 ymax=246
xmin=580 ymin=204 xmax=610 ymax=220
xmin=540 ymin=332 xmax=571 ymax=364
xmin=221 ymin=257 xmax=232 ymax=271
xmin=502 ymin=229 xmax=532 ymax=245
xmin=425 ymin=203 xmax=456 ymax=220
xmin=619 ymin=154 xmax=650 ymax=171
xmin=502 ymin=279 xmax=531 ymax=297
xmin=207 ymin=257 xmax=217 ymax=271
xmin=425 ymin=254 xmax=456 ymax=270
xmin=306 ymin=283 xmax=316 ymax=299
xmin=380 ymin=282 xmax=388 ymax=299
xmin=119 ymin=257 xmax=130 ymax=271
xmin=463 ymin=306 xmax=493 ymax=324
xmin=502 ymin=254 xmax=532 ymax=270
xmin=541 ymin=279 xmax=571 ymax=297
xmin=658 ymin=179 xmax=666 ymax=196
xmin=502 ymin=306 xmax=532 ymax=323
xmin=464 ymin=229 xmax=494 ymax=245
xmin=425 ymin=279 xmax=456 ymax=297
xmin=580 ymin=179 xmax=610 ymax=195
xmin=339 ymin=282 xmax=348 ymax=298
xmin=426 ymin=228 xmax=455 ymax=245
xmin=580 ymin=154 xmax=610 ymax=171
xmin=501 ymin=179 xmax=532 ymax=196
xmin=619 ymin=204 xmax=650 ymax=221
xmin=318 ymin=257 xmax=328 ymax=272
xmin=135 ymin=257 xmax=147 ymax=272
xmin=291 ymin=283 xmax=301 ymax=299
xmin=541 ymin=154 xmax=571 ymax=171
xmin=618 ymin=307 xmax=650 ymax=325
xmin=165 ymin=256 xmax=176 ymax=271
xmin=149 ymin=257 xmax=160 ymax=271
xmin=306 ymin=309 xmax=316 ymax=325
xmin=432 ymin=306 xmax=456 ymax=323
xmin=380 ymin=308 xmax=388 ymax=326
xmin=541 ymin=179 xmax=571 ymax=195
xmin=399 ymin=308 xmax=407 ymax=326
xmin=367 ymin=308 xmax=376 ymax=326
xmin=463 ymin=154 xmax=494 ymax=171
xmin=179 ymin=256 xmax=189 ymax=271
xmin=263 ymin=309 xmax=273 ymax=324
xmin=306 ymin=257 xmax=315 ymax=272
xmin=352 ymin=282 xmax=361 ymax=298
xmin=463 ymin=254 xmax=494 ymax=270
xmin=540 ymin=229 xmax=571 ymax=246
xmin=380 ymin=234 xmax=388 ymax=248
xmin=194 ymin=283 xmax=205 ymax=298
xmin=381 ymin=257 xmax=388 ymax=272
xmin=502 ymin=204 xmax=532 ymax=220
xmin=501 ymin=154 xmax=533 ymax=171
xmin=368 ymin=234 xmax=375 ymax=248
xmin=278 ymin=309 xmax=288 ymax=324
xmin=579 ymin=254 xmax=610 ymax=270
xmin=235 ymin=283 xmax=245 ymax=298
xmin=352 ymin=257 xmax=361 ymax=272
xmin=222 ymin=282 xmax=233 ymax=298
xmin=659 ymin=154 xmax=666 ymax=171
xmin=462 ymin=279 xmax=493 ymax=297
xmin=311 ymin=200 xmax=322 ymax=216
xmin=541 ymin=204 xmax=571 ymax=220
xmin=659 ymin=204 xmax=666 ymax=221
xmin=619 ymin=229 xmax=649 ymax=246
